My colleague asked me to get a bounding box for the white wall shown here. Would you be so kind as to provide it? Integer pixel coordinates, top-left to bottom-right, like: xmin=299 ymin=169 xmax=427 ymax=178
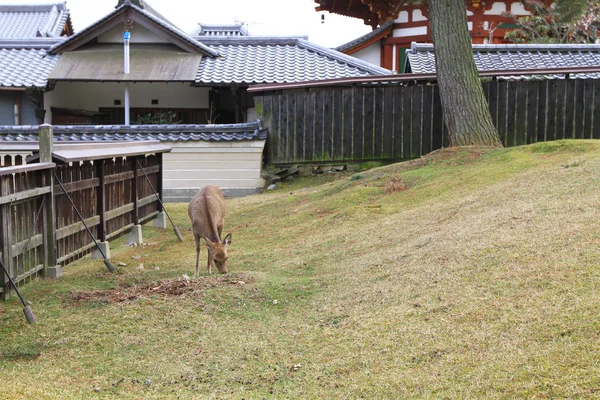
xmin=163 ymin=140 xmax=266 ymax=201
xmin=44 ymin=82 xmax=209 ymax=122
xmin=98 ymin=24 xmax=169 ymax=43
xmin=351 ymin=43 xmax=381 ymax=67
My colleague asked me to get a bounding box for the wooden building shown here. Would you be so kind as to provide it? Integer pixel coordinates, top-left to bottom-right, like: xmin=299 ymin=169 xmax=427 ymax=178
xmin=318 ymin=0 xmax=553 ymax=72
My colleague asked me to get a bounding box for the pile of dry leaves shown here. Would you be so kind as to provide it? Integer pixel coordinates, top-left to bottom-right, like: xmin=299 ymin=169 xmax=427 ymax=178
xmin=70 ymin=273 xmax=253 ymax=303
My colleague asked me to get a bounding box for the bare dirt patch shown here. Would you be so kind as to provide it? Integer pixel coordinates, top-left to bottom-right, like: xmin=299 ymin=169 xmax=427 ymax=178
xmin=70 ymin=273 xmax=253 ymax=303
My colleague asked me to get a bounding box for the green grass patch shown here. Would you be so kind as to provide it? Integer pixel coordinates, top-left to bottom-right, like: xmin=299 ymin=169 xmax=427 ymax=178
xmin=2 ymin=141 xmax=600 ymax=398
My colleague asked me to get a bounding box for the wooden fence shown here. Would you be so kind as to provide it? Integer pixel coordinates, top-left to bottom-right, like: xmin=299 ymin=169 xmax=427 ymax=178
xmin=255 ymin=78 xmax=600 ymax=165
xmin=1 ymin=135 xmax=166 ymax=300
xmin=0 ymin=163 xmax=55 ymax=299
xmin=53 ymin=154 xmax=163 ymax=266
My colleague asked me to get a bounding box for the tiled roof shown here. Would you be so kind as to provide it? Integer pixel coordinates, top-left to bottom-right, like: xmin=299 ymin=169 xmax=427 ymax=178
xmin=48 ymin=1 xmax=218 ymax=57
xmin=195 ymin=36 xmax=391 ymax=84
xmin=406 ymin=43 xmax=600 ymax=78
xmin=0 ymin=42 xmax=61 ymax=88
xmin=0 ymin=121 xmax=268 ymax=142
xmin=336 ymin=20 xmax=394 ymax=53
xmin=192 ymin=23 xmax=248 ymax=37
xmin=0 ymin=3 xmax=69 ymax=38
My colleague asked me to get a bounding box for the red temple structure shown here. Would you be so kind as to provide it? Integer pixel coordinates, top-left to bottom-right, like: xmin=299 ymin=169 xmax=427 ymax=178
xmin=316 ymin=0 xmax=553 ymax=71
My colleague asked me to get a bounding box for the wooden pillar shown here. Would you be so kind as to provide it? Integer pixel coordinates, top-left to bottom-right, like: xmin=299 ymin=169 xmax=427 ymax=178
xmin=156 ymin=153 xmax=163 ymax=212
xmin=0 ymin=176 xmax=12 ymax=300
xmin=96 ymin=160 xmax=106 ymax=242
xmin=39 ymin=124 xmax=58 ymax=276
xmin=132 ymin=156 xmax=139 ymax=225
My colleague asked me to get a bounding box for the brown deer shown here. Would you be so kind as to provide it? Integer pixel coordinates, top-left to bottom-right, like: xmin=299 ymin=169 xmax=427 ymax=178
xmin=188 ymin=186 xmax=232 ymax=277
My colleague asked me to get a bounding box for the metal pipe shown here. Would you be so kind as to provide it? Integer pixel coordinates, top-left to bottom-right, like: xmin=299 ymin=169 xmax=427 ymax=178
xmin=0 ymin=258 xmax=36 ymax=323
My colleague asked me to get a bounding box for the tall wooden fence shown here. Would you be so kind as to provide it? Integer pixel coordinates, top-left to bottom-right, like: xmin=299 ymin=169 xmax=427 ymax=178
xmin=53 ymin=155 xmax=163 ymax=266
xmin=0 ymin=148 xmax=165 ymax=300
xmin=0 ymin=163 xmax=55 ymax=299
xmin=255 ymin=78 xmax=600 ymax=165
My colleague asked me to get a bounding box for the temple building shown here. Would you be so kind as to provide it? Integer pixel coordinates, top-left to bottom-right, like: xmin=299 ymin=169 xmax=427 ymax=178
xmin=316 ymin=0 xmax=553 ymax=71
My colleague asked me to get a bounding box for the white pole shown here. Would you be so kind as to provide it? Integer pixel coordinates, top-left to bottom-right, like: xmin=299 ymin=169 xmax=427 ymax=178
xmin=392 ymin=45 xmax=397 ymax=73
xmin=124 ymin=30 xmax=130 ymax=125
xmin=124 ymin=84 xmax=130 ymax=125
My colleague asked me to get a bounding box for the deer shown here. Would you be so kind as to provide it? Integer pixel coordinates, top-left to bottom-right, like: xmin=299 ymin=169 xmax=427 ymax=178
xmin=188 ymin=186 xmax=232 ymax=277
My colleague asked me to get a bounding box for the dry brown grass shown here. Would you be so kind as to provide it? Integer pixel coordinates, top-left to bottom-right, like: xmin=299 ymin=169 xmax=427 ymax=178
xmin=383 ymin=177 xmax=406 ymax=193
xmin=1 ymin=140 xmax=600 ymax=398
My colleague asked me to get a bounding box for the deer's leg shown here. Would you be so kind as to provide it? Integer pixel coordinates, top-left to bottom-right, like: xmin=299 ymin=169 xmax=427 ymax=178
xmin=194 ymin=235 xmax=201 ymax=278
xmin=206 ymin=251 xmax=212 ymax=275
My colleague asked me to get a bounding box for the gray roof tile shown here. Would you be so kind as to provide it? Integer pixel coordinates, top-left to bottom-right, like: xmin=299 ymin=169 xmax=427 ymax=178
xmin=336 ymin=20 xmax=394 ymax=52
xmin=0 ymin=121 xmax=268 ymax=142
xmin=0 ymin=3 xmax=69 ymax=38
xmin=195 ymin=37 xmax=390 ymax=84
xmin=192 ymin=23 xmax=248 ymax=37
xmin=48 ymin=2 xmax=218 ymax=57
xmin=407 ymin=43 xmax=600 ymax=78
xmin=0 ymin=46 xmax=60 ymax=87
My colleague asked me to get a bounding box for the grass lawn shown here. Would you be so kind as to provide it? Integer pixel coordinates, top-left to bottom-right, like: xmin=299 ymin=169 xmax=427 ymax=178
xmin=2 ymin=140 xmax=600 ymax=398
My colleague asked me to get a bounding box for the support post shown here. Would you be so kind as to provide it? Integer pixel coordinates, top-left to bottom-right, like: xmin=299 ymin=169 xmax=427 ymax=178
xmin=152 ymin=153 xmax=167 ymax=229
xmin=126 ymin=155 xmax=143 ymax=245
xmin=124 ymin=84 xmax=130 ymax=125
xmin=92 ymin=159 xmax=110 ymax=259
xmin=133 ymin=156 xmax=139 ymax=225
xmin=0 ymin=180 xmax=11 ymax=300
xmin=39 ymin=124 xmax=60 ymax=278
xmin=124 ymin=30 xmax=131 ymax=126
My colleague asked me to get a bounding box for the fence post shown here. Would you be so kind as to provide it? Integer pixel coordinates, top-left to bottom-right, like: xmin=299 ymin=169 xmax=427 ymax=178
xmin=39 ymin=124 xmax=60 ymax=278
xmin=1 ymin=175 xmax=14 ymax=300
xmin=132 ymin=156 xmax=139 ymax=225
xmin=91 ymin=159 xmax=111 ymax=259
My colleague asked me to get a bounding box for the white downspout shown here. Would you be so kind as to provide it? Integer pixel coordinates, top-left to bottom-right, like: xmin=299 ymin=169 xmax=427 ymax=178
xmin=124 ymin=30 xmax=131 ymax=125
xmin=392 ymin=44 xmax=397 ymax=73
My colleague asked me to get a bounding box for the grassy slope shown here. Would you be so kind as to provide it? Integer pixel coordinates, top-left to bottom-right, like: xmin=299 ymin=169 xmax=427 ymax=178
xmin=1 ymin=140 xmax=600 ymax=399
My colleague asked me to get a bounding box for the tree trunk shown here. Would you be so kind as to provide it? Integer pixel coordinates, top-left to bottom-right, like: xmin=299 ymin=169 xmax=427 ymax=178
xmin=428 ymin=0 xmax=503 ymax=147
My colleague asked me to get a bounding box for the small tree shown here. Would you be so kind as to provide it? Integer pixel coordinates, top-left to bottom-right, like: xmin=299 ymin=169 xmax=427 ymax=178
xmin=134 ymin=111 xmax=180 ymax=125
xmin=504 ymin=0 xmax=599 ymax=44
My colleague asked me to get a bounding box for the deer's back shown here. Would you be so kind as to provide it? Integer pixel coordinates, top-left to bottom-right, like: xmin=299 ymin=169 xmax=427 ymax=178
xmin=188 ymin=186 xmax=226 ymax=240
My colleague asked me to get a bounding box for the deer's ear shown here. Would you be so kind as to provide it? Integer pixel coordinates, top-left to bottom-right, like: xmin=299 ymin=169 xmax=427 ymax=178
xmin=223 ymin=233 xmax=232 ymax=246
xmin=203 ymin=237 xmax=214 ymax=250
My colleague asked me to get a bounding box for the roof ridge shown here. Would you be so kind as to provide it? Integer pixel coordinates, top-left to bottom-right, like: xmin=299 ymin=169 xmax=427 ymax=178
xmin=410 ymin=42 xmax=600 ymax=53
xmin=48 ymin=2 xmax=219 ymax=57
xmin=0 ymin=38 xmax=64 ymax=49
xmin=0 ymin=3 xmax=67 ymax=12
xmin=336 ymin=20 xmax=394 ymax=52
xmin=197 ymin=36 xmax=308 ymax=44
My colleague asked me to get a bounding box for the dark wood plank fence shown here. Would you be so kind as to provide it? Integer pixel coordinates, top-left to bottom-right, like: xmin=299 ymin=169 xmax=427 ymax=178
xmin=256 ymin=78 xmax=600 ymax=165
xmin=0 ymin=163 xmax=55 ymax=300
xmin=53 ymin=155 xmax=162 ymax=266
xmin=1 ymin=151 xmax=164 ymax=300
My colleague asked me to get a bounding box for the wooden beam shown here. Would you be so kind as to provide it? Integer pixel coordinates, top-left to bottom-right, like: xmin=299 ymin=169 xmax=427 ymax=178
xmin=0 ymin=186 xmax=51 ymax=205
xmin=56 ymin=216 xmax=100 ymax=240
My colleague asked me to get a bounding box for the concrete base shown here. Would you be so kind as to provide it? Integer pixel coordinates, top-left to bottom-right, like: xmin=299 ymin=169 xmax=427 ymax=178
xmin=126 ymin=224 xmax=143 ymax=245
xmin=152 ymin=212 xmax=167 ymax=229
xmin=46 ymin=265 xmax=62 ymax=279
xmin=91 ymin=241 xmax=110 ymax=260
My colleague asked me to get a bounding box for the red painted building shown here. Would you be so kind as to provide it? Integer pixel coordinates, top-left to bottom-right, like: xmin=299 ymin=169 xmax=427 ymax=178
xmin=317 ymin=0 xmax=553 ymax=71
